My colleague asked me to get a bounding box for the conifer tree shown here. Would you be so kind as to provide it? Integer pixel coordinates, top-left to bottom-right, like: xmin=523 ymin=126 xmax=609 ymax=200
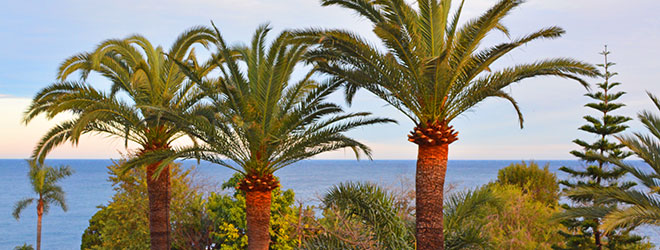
xmin=554 ymin=47 xmax=645 ymax=250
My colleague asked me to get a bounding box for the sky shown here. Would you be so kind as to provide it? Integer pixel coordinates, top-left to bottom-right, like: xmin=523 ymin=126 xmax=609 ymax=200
xmin=1 ymin=0 xmax=659 ymax=160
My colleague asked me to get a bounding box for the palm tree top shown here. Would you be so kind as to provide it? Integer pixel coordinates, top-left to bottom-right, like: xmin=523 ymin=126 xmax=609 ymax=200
xmin=296 ymin=0 xmax=598 ymax=130
xmin=22 ymin=26 xmax=218 ymax=163
xmin=13 ymin=160 xmax=73 ymax=220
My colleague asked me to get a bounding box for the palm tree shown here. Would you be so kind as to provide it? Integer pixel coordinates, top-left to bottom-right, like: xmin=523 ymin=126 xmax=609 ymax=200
xmin=23 ymin=27 xmax=216 ymax=250
xmin=293 ymin=0 xmax=599 ymax=248
xmin=566 ymin=93 xmax=660 ymax=232
xmin=139 ymin=24 xmax=394 ymax=250
xmin=13 ymin=161 xmax=72 ymax=250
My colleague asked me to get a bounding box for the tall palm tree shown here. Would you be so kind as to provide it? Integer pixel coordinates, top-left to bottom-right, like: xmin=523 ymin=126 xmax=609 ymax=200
xmin=138 ymin=24 xmax=394 ymax=250
xmin=294 ymin=0 xmax=599 ymax=248
xmin=23 ymin=27 xmax=216 ymax=250
xmin=13 ymin=161 xmax=73 ymax=250
xmin=566 ymin=93 xmax=660 ymax=232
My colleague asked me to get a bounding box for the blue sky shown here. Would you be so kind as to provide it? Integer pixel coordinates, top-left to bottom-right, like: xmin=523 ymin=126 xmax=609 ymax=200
xmin=1 ymin=0 xmax=659 ymax=160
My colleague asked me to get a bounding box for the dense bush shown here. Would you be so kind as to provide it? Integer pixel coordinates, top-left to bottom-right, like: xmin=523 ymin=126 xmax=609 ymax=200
xmin=483 ymin=184 xmax=564 ymax=250
xmin=495 ymin=161 xmax=559 ymax=205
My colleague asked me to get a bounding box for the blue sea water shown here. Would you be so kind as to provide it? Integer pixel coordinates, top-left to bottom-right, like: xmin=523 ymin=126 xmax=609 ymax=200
xmin=0 ymin=159 xmax=657 ymax=249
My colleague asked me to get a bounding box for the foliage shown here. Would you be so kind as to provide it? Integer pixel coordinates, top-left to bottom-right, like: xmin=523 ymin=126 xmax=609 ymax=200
xmin=443 ymin=187 xmax=499 ymax=250
xmin=483 ymin=184 xmax=564 ymax=250
xmin=80 ymin=160 xmax=212 ymax=250
xmin=13 ymin=160 xmax=73 ymax=220
xmin=555 ymin=47 xmax=647 ymax=249
xmin=303 ymin=182 xmax=415 ymax=250
xmin=495 ymin=161 xmax=559 ymax=205
xmin=206 ymin=173 xmax=300 ymax=250
xmin=302 ymin=181 xmax=500 ymax=250
xmin=14 ymin=244 xmax=34 ymax=250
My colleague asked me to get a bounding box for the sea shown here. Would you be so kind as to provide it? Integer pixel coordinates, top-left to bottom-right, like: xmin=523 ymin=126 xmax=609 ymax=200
xmin=1 ymin=159 xmax=658 ymax=249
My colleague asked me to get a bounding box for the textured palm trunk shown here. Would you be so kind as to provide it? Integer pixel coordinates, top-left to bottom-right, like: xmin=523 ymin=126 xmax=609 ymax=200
xmin=36 ymin=200 xmax=43 ymax=250
xmin=245 ymin=189 xmax=272 ymax=250
xmin=416 ymin=143 xmax=448 ymax=250
xmin=146 ymin=162 xmax=171 ymax=250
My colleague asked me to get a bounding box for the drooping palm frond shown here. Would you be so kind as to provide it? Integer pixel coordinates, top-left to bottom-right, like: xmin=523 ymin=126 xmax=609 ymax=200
xmin=321 ymin=182 xmax=415 ymax=249
xmin=444 ymin=187 xmax=498 ymax=250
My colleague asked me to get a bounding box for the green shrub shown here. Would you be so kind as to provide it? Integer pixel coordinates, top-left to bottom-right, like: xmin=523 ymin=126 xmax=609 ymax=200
xmin=484 ymin=184 xmax=564 ymax=250
xmin=496 ymin=161 xmax=559 ymax=205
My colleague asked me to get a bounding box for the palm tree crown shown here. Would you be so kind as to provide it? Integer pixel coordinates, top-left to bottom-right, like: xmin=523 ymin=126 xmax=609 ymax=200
xmin=13 ymin=161 xmax=72 ymax=220
xmin=172 ymin=24 xmax=395 ymax=182
xmin=299 ymin=0 xmax=598 ymax=131
xmin=23 ymin=26 xmax=217 ymax=163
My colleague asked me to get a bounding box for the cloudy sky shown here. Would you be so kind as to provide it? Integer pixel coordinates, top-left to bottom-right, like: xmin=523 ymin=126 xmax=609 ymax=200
xmin=1 ymin=0 xmax=659 ymax=160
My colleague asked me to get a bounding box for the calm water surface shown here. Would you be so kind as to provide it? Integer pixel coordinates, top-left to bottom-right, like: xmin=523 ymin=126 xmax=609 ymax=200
xmin=0 ymin=159 xmax=657 ymax=249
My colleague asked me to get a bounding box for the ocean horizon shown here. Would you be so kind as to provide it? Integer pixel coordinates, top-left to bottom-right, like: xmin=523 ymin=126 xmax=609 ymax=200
xmin=1 ymin=159 xmax=657 ymax=249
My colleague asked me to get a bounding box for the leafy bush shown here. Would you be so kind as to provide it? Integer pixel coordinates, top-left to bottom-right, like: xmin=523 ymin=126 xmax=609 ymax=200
xmin=484 ymin=184 xmax=564 ymax=250
xmin=496 ymin=161 xmax=559 ymax=205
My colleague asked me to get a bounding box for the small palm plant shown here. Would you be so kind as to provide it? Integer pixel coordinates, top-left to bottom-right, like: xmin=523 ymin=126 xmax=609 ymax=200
xmin=23 ymin=27 xmax=216 ymax=249
xmin=13 ymin=161 xmax=73 ymax=250
xmin=139 ymin=24 xmax=394 ymax=250
xmin=294 ymin=0 xmax=599 ymax=248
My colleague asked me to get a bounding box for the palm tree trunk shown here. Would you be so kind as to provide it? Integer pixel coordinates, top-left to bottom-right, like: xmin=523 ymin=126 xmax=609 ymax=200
xmin=36 ymin=200 xmax=43 ymax=250
xmin=594 ymin=220 xmax=602 ymax=250
xmin=245 ymin=189 xmax=271 ymax=250
xmin=146 ymin=162 xmax=171 ymax=250
xmin=416 ymin=143 xmax=448 ymax=250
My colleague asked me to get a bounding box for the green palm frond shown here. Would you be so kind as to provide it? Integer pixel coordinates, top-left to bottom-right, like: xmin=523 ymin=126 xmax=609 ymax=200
xmin=12 ymin=198 xmax=34 ymax=220
xmin=444 ymin=187 xmax=498 ymax=250
xmin=321 ymin=182 xmax=415 ymax=249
